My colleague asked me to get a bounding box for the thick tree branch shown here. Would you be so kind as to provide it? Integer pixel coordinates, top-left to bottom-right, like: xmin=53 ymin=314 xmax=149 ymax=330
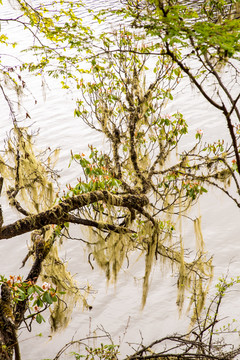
xmin=0 ymin=191 xmax=148 ymax=240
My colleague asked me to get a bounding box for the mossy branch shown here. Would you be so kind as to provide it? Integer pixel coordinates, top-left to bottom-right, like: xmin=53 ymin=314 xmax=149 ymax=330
xmin=0 ymin=190 xmax=148 ymax=240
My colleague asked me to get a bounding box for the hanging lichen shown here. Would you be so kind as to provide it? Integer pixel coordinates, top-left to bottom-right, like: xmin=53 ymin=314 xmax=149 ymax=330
xmin=92 ymin=231 xmax=130 ymax=283
xmin=194 ymin=216 xmax=204 ymax=252
xmin=1 ymin=125 xmax=58 ymax=213
xmin=30 ymin=227 xmax=91 ymax=332
xmin=43 ymin=242 xmax=91 ymax=332
xmin=142 ymin=227 xmax=158 ymax=308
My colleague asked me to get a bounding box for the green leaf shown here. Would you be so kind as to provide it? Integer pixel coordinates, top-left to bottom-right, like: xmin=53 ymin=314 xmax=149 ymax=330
xmin=35 ymin=285 xmax=44 ymax=294
xmin=27 ymin=286 xmax=35 ymax=296
xmin=36 ymin=313 xmax=45 ymax=324
xmin=17 ymin=288 xmax=27 ymax=301
xmin=43 ymin=291 xmax=53 ymax=305
xmin=52 ymin=295 xmax=58 ymax=302
xmin=74 ymin=154 xmax=81 ymax=160
xmin=37 ymin=298 xmax=43 ymax=307
xmin=74 ymin=109 xmax=81 ymax=117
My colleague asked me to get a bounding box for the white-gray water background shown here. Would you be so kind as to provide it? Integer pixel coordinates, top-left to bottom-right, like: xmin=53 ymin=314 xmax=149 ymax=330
xmin=0 ymin=0 xmax=240 ymax=358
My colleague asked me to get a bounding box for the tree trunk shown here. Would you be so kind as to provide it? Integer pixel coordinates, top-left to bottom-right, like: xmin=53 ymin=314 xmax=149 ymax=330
xmin=0 ymin=283 xmax=20 ymax=360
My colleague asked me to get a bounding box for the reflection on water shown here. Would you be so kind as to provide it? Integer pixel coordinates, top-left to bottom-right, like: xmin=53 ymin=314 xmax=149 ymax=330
xmin=0 ymin=1 xmax=240 ymax=359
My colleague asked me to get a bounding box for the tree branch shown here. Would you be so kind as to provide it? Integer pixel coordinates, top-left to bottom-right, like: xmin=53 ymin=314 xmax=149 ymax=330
xmin=66 ymin=214 xmax=136 ymax=234
xmin=0 ymin=191 xmax=148 ymax=240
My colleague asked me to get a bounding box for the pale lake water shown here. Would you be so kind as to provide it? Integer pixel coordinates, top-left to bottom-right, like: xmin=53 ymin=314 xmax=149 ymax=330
xmin=0 ymin=1 xmax=240 ymax=359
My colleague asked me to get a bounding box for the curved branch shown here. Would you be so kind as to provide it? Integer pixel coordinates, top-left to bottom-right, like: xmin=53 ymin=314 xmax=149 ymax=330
xmin=0 ymin=190 xmax=148 ymax=240
xmin=165 ymin=44 xmax=224 ymax=111
xmin=7 ymin=188 xmax=30 ymax=217
xmin=66 ymin=214 xmax=136 ymax=234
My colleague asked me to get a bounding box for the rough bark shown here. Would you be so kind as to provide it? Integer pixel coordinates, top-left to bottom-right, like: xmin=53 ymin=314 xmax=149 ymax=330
xmin=0 ymin=284 xmax=21 ymax=360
